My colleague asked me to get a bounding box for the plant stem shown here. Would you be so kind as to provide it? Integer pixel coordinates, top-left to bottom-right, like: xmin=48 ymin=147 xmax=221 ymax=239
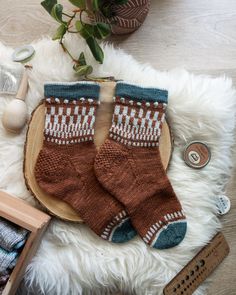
xmin=67 ymin=11 xmax=77 ymax=27
xmin=68 ymin=30 xmax=78 ymax=33
xmin=86 ymin=76 xmax=114 ymax=82
xmin=60 ymin=40 xmax=78 ymax=64
xmin=62 ymin=12 xmax=73 ymax=18
xmin=80 ymin=10 xmax=85 ymax=25
xmin=57 ymin=10 xmax=80 ymax=65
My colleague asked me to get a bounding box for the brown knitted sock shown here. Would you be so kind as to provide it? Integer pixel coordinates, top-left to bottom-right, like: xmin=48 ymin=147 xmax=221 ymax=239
xmin=34 ymin=82 xmax=136 ymax=243
xmin=94 ymin=82 xmax=187 ymax=249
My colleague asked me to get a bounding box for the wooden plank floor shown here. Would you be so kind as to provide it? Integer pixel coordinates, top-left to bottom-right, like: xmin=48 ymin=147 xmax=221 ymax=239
xmin=1 ymin=0 xmax=236 ymax=294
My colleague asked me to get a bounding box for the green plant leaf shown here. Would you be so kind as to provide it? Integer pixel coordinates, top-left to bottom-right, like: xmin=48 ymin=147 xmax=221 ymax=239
xmin=73 ymin=64 xmax=93 ymax=76
xmin=51 ymin=4 xmax=66 ymax=24
xmin=68 ymin=0 xmax=86 ymax=9
xmin=94 ymin=22 xmax=111 ymax=39
xmin=78 ymin=52 xmax=86 ymax=65
xmin=41 ymin=0 xmax=57 ymax=14
xmin=75 ymin=20 xmax=83 ymax=31
xmin=52 ymin=24 xmax=67 ymax=40
xmin=86 ymin=37 xmax=104 ymax=63
xmin=100 ymin=3 xmax=113 ymax=18
xmin=83 ymin=24 xmax=94 ymax=35
xmin=92 ymin=0 xmax=101 ymax=11
xmin=75 ymin=21 xmax=94 ymax=39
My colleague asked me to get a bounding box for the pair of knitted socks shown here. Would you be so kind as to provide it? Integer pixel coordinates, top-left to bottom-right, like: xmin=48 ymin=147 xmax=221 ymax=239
xmin=35 ymin=81 xmax=187 ymax=249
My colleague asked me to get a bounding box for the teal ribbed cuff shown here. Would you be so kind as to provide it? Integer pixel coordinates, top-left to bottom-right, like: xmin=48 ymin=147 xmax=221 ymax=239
xmin=115 ymin=82 xmax=168 ymax=103
xmin=44 ymin=81 xmax=100 ymax=100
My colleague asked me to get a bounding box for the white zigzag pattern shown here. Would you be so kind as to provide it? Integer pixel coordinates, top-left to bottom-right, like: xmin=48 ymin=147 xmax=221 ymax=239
xmin=142 ymin=210 xmax=185 ymax=244
xmin=100 ymin=210 xmax=127 ymax=240
xmin=110 ymin=100 xmax=165 ymax=146
xmin=44 ymin=100 xmax=96 ymax=145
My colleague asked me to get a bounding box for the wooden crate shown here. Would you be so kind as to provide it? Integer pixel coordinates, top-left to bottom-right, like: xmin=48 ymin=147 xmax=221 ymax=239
xmin=0 ymin=191 xmax=51 ymax=295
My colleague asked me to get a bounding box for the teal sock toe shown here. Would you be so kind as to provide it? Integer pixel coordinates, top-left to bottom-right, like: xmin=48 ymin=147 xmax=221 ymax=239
xmin=110 ymin=219 xmax=137 ymax=243
xmin=152 ymin=221 xmax=187 ymax=249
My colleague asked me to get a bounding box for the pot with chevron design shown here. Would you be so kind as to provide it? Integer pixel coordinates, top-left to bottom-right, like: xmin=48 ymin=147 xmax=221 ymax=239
xmin=88 ymin=0 xmax=151 ymax=35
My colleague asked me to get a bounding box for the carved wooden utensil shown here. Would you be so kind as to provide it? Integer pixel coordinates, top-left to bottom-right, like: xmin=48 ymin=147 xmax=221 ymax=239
xmin=2 ymin=70 xmax=28 ymax=133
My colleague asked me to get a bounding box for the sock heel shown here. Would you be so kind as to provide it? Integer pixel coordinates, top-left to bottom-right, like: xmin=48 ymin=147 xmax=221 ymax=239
xmin=35 ymin=147 xmax=79 ymax=199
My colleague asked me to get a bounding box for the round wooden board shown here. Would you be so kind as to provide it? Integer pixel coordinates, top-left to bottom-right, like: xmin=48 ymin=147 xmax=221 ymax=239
xmin=24 ymin=82 xmax=173 ymax=222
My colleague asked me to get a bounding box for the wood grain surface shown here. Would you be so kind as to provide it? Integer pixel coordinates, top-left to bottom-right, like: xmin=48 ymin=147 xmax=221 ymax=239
xmin=1 ymin=0 xmax=236 ymax=294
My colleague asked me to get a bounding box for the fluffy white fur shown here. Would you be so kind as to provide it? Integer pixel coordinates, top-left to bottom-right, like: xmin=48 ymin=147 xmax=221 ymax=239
xmin=0 ymin=35 xmax=235 ymax=295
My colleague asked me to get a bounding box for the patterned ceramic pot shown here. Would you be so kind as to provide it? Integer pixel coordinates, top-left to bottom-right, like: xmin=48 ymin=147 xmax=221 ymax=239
xmin=88 ymin=0 xmax=151 ymax=35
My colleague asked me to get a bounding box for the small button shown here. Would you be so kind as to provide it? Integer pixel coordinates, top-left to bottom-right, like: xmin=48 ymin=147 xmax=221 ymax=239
xmin=216 ymin=195 xmax=231 ymax=215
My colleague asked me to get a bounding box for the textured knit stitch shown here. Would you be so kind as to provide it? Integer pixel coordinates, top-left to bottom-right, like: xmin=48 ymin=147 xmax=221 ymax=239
xmin=110 ymin=96 xmax=167 ymax=147
xmin=44 ymin=97 xmax=97 ymax=145
xmin=94 ymin=81 xmax=187 ymax=249
xmin=35 ymin=82 xmax=136 ymax=243
xmin=0 ymin=284 xmax=6 ymax=294
xmin=0 ymin=247 xmax=18 ymax=274
xmin=0 ymin=273 xmax=9 ymax=286
xmin=0 ymin=218 xmax=28 ymax=252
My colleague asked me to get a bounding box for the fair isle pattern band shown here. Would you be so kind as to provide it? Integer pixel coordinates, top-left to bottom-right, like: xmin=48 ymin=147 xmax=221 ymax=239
xmin=109 ymin=96 xmax=167 ymax=147
xmin=142 ymin=210 xmax=186 ymax=245
xmin=100 ymin=210 xmax=128 ymax=241
xmin=44 ymin=97 xmax=98 ymax=145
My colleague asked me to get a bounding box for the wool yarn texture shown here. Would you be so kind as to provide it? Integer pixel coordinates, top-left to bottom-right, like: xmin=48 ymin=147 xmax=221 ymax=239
xmin=0 ymin=273 xmax=9 ymax=286
xmin=0 ymin=247 xmax=18 ymax=274
xmin=0 ymin=218 xmax=28 ymax=252
xmin=95 ymin=82 xmax=187 ymax=249
xmin=0 ymin=285 xmax=5 ymax=294
xmin=34 ymin=81 xmax=136 ymax=243
xmin=0 ymin=272 xmax=10 ymax=294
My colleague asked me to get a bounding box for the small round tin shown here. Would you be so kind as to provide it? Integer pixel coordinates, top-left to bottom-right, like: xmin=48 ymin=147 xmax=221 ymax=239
xmin=184 ymin=141 xmax=211 ymax=169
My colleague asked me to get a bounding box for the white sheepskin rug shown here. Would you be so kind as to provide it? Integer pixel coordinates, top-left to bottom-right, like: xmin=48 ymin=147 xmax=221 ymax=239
xmin=0 ymin=36 xmax=235 ymax=295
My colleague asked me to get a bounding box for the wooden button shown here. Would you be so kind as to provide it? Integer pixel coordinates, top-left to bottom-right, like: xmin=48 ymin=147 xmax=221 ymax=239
xmin=184 ymin=141 xmax=211 ymax=169
xmin=216 ymin=195 xmax=231 ymax=215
